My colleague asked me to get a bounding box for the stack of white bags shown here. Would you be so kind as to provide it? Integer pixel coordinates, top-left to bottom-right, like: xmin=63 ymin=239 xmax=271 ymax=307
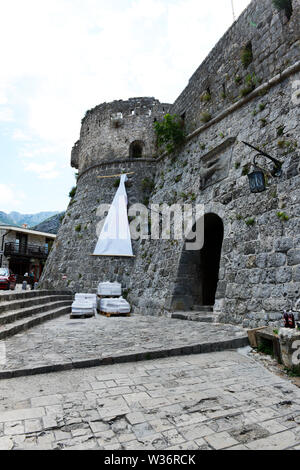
xmin=99 ymin=297 xmax=131 ymax=315
xmin=97 ymin=282 xmax=131 ymax=315
xmin=98 ymin=282 xmax=122 ymax=297
xmin=71 ymin=293 xmax=97 ymax=318
xmin=70 ymin=282 xmax=131 ymax=318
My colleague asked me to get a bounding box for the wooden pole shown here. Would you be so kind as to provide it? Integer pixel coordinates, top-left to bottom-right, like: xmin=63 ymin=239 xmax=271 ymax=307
xmin=97 ymin=172 xmax=135 ymax=179
xmin=231 ymin=0 xmax=236 ymax=22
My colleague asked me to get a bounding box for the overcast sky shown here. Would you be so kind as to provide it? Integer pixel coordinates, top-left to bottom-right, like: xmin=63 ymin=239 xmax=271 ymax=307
xmin=0 ymin=0 xmax=251 ymax=214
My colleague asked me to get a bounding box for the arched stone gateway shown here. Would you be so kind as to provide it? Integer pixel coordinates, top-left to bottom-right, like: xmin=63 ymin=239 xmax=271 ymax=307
xmin=172 ymin=213 xmax=224 ymax=311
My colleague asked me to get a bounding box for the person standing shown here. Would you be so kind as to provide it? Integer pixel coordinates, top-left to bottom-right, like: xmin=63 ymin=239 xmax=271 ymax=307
xmin=29 ymin=270 xmax=35 ymax=290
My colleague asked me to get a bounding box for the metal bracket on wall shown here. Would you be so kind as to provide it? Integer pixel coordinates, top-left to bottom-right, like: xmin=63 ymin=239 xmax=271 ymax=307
xmin=97 ymin=172 xmax=135 ymax=179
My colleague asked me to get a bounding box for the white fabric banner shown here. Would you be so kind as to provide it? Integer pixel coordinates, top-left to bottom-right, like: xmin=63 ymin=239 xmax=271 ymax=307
xmin=93 ymin=174 xmax=134 ymax=257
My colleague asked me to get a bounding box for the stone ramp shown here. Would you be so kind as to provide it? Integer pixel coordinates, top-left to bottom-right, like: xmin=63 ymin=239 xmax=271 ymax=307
xmin=0 ymin=291 xmax=73 ymax=340
xmin=0 ymin=315 xmax=249 ymax=379
xmin=172 ymin=311 xmax=216 ymax=323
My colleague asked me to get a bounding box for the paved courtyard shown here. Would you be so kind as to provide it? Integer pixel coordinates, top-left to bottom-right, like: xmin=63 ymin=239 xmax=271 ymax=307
xmin=0 ymin=350 xmax=299 ymax=450
xmin=0 ymin=315 xmax=247 ymax=374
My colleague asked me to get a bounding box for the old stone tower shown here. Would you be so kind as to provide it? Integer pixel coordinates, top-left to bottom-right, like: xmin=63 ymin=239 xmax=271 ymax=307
xmin=40 ymin=0 xmax=300 ymax=328
xmin=40 ymin=97 xmax=171 ymax=294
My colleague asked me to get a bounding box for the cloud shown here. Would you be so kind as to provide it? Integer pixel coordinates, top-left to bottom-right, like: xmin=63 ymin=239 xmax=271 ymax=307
xmin=0 ymin=107 xmax=14 ymax=122
xmin=0 ymin=184 xmax=26 ymax=211
xmin=0 ymin=0 xmax=251 ymax=212
xmin=24 ymin=161 xmax=60 ymax=180
xmin=0 ymin=0 xmax=252 ymax=149
xmin=12 ymin=129 xmax=33 ymax=141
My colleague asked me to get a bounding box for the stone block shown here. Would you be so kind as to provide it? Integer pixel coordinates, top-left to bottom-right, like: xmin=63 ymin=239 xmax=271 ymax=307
xmin=287 ymin=250 xmax=300 ymax=266
xmin=279 ymin=328 xmax=300 ymax=372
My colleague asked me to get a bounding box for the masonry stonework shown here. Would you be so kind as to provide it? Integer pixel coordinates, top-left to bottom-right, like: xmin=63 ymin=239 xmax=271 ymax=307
xmin=40 ymin=0 xmax=300 ymax=328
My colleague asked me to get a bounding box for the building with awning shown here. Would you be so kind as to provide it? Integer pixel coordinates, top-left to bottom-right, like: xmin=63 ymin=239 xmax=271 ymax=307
xmin=0 ymin=225 xmax=56 ymax=282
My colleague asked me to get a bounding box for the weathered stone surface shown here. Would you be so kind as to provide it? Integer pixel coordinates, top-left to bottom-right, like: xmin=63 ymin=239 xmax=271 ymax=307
xmin=0 ymin=351 xmax=299 ymax=450
xmin=39 ymin=0 xmax=300 ymax=328
xmin=0 ymin=315 xmax=247 ymax=374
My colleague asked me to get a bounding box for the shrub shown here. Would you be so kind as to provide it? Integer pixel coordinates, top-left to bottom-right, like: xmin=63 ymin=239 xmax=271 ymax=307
xmin=240 ymin=74 xmax=258 ymax=98
xmin=245 ymin=218 xmax=255 ymax=226
xmin=75 ymin=224 xmax=82 ymax=232
xmin=260 ymin=118 xmax=267 ymax=127
xmin=277 ymin=126 xmax=285 ymax=137
xmin=259 ymin=103 xmax=266 ymax=112
xmin=154 ymin=114 xmax=185 ymax=155
xmin=242 ymin=165 xmax=250 ymax=176
xmin=141 ymin=178 xmax=155 ymax=192
xmin=277 ymin=212 xmax=289 ymax=221
xmin=69 ymin=186 xmax=77 ymax=198
xmin=241 ymin=43 xmax=253 ymax=68
xmin=201 ymin=92 xmax=211 ymax=102
xmin=200 ymin=112 xmax=212 ymax=123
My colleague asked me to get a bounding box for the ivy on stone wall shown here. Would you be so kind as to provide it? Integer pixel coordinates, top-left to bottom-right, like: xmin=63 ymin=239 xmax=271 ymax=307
xmin=69 ymin=186 xmax=77 ymax=198
xmin=154 ymin=114 xmax=185 ymax=155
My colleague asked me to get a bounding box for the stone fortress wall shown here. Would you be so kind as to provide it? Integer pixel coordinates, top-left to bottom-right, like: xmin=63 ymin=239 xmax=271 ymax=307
xmin=40 ymin=0 xmax=300 ymax=328
xmin=71 ymin=97 xmax=170 ymax=171
xmin=40 ymin=98 xmax=170 ymax=294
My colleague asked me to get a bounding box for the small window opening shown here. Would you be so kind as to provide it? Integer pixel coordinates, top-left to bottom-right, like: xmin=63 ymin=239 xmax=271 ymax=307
xmin=222 ymin=83 xmax=226 ymax=98
xmin=241 ymin=42 xmax=253 ymax=68
xmin=284 ymin=0 xmax=293 ymax=20
xmin=129 ymin=141 xmax=144 ymax=159
xmin=273 ymin=0 xmax=293 ymax=21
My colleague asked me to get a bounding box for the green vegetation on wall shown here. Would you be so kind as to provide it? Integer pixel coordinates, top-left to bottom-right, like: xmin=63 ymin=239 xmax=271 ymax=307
xmin=154 ymin=114 xmax=185 ymax=155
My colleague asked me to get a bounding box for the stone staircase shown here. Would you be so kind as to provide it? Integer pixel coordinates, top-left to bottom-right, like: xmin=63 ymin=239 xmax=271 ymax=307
xmin=0 ymin=290 xmax=73 ymax=340
xmin=171 ymin=305 xmax=217 ymax=323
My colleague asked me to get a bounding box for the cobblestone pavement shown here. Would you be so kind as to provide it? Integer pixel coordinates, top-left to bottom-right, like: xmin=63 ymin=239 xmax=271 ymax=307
xmin=0 ymin=350 xmax=299 ymax=450
xmin=0 ymin=315 xmax=247 ymax=372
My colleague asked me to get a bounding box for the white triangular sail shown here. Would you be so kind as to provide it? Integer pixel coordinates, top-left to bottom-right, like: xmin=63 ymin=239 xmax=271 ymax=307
xmin=93 ymin=174 xmax=134 ymax=257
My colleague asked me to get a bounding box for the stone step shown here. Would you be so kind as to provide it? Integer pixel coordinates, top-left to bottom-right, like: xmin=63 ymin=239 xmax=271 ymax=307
xmin=171 ymin=312 xmax=216 ymax=323
xmin=0 ymin=294 xmax=73 ymax=314
xmin=191 ymin=305 xmax=214 ymax=312
xmin=0 ymin=305 xmax=71 ymax=340
xmin=0 ymin=290 xmax=72 ymax=304
xmin=0 ymin=300 xmax=73 ymax=326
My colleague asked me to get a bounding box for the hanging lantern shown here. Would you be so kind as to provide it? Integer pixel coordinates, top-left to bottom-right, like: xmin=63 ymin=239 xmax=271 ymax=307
xmin=242 ymin=142 xmax=283 ymax=194
xmin=248 ymin=162 xmax=266 ymax=193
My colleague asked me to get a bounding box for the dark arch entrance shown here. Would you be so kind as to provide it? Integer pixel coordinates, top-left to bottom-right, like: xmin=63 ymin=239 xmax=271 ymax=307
xmin=129 ymin=140 xmax=144 ymax=158
xmin=172 ymin=213 xmax=224 ymax=311
xmin=202 ymin=213 xmax=224 ymax=305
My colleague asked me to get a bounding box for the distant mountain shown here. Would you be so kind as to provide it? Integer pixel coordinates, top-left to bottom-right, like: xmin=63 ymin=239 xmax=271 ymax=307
xmin=0 ymin=211 xmax=14 ymax=225
xmin=0 ymin=211 xmax=59 ymax=228
xmin=32 ymin=212 xmax=65 ymax=234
